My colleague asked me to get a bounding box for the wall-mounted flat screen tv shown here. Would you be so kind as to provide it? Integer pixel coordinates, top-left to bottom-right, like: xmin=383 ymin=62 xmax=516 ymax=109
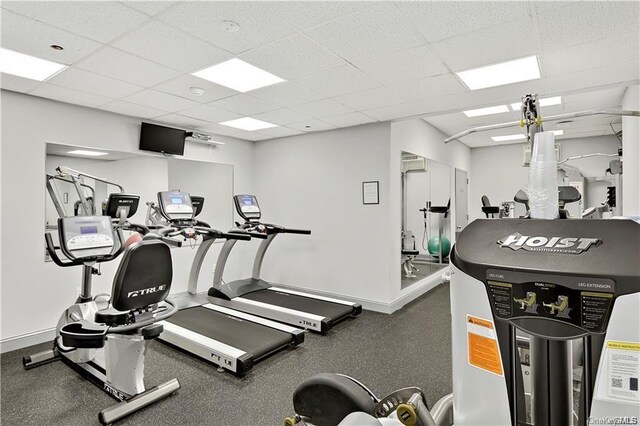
xmin=139 ymin=122 xmax=186 ymax=155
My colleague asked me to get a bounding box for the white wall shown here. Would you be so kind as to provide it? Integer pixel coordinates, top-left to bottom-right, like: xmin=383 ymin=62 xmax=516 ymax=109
xmin=622 ymin=85 xmax=640 ymax=217
xmin=468 ymin=135 xmax=621 ymax=221
xmin=0 ymin=90 xmax=255 ymax=349
xmin=390 ymin=119 xmax=471 ymax=303
xmin=252 ymin=123 xmax=394 ymax=308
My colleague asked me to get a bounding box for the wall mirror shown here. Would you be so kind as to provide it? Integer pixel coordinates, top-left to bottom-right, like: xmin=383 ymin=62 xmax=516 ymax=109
xmin=45 ymin=143 xmax=234 ymax=253
xmin=400 ymin=151 xmax=452 ymax=289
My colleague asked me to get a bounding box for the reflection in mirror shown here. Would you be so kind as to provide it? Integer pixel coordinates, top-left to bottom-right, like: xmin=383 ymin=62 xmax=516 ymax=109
xmin=45 ymin=143 xmax=234 ymax=256
xmin=401 ymin=151 xmax=451 ymax=289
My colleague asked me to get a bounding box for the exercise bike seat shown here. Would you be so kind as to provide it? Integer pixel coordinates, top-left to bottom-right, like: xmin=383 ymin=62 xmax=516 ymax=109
xmin=95 ymin=308 xmax=129 ymax=326
xmin=293 ymin=373 xmax=376 ymax=426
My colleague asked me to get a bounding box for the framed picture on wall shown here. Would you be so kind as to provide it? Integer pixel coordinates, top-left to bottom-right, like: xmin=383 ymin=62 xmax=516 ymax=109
xmin=362 ymin=181 xmax=379 ymax=205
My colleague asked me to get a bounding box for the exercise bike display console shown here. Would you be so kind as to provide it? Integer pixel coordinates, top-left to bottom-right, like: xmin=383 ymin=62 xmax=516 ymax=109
xmin=59 ymin=216 xmax=115 ymax=257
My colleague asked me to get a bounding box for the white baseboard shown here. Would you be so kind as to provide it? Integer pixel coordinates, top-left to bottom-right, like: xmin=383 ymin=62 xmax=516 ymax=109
xmin=389 ymin=274 xmax=446 ymax=313
xmin=1 ymin=328 xmax=55 ymax=354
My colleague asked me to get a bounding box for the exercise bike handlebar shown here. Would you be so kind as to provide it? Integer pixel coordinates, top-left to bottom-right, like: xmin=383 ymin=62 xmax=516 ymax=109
xmin=282 ymin=227 xmax=311 ymax=235
xmin=45 ymin=232 xmax=125 ymax=267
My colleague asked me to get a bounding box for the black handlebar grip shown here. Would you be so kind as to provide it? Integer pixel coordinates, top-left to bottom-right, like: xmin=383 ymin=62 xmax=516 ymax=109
xmin=45 ymin=233 xmax=72 ymax=267
xmin=222 ymin=232 xmax=251 ymax=241
xmin=284 ymin=228 xmax=312 ymax=235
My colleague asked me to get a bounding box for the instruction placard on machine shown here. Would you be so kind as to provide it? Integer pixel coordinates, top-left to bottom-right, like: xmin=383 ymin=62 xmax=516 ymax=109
xmin=605 ymin=341 xmax=640 ymax=403
xmin=466 ymin=315 xmax=503 ymax=376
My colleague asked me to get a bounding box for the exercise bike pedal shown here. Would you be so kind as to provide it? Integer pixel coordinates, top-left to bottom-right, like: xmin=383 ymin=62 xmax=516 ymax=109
xmin=373 ymin=387 xmax=426 ymax=418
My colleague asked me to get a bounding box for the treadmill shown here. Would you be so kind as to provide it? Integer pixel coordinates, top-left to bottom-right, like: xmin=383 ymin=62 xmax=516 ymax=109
xmin=152 ymin=191 xmax=304 ymax=376
xmin=204 ymin=195 xmax=362 ymax=334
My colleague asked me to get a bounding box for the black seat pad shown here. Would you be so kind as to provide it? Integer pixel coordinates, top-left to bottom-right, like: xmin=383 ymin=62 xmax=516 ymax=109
xmin=95 ymin=308 xmax=129 ymax=326
xmin=402 ymin=249 xmax=419 ymax=256
xmin=293 ymin=373 xmax=376 ymax=426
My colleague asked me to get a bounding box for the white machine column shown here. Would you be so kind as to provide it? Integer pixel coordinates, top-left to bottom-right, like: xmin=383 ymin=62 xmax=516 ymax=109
xmin=622 ymin=85 xmax=639 ymax=217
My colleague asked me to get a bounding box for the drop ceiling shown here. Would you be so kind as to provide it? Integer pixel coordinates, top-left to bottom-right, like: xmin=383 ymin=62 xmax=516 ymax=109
xmin=1 ymin=1 xmax=638 ymax=146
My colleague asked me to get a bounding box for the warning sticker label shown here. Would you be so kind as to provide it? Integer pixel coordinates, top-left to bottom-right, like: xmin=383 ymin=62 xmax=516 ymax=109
xmin=467 ymin=315 xmax=503 ymax=376
xmin=606 ymin=341 xmax=640 ymax=402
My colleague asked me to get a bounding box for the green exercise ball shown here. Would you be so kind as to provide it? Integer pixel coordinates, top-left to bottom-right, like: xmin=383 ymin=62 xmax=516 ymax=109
xmin=428 ymin=236 xmax=451 ymax=258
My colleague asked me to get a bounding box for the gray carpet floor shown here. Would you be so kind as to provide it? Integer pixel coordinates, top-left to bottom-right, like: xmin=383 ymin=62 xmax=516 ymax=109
xmin=1 ymin=283 xmax=452 ymax=426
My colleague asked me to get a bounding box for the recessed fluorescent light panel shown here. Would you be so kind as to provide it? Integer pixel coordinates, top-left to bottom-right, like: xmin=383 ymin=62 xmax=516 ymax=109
xmin=510 ymin=96 xmax=562 ymax=111
xmin=491 ymin=134 xmax=526 ymax=142
xmin=463 ymin=105 xmax=509 ymax=117
xmin=220 ymin=117 xmax=278 ymax=131
xmin=67 ymin=150 xmax=108 ymax=156
xmin=456 ymin=55 xmax=541 ymax=90
xmin=192 ymin=58 xmax=285 ymax=92
xmin=491 ymin=129 xmax=564 ymax=142
xmin=0 ymin=47 xmax=67 ymax=81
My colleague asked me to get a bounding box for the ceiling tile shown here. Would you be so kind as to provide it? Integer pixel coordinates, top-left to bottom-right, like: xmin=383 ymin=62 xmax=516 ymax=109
xmin=239 ymin=33 xmax=346 ymax=80
xmin=305 ymin=3 xmax=423 ymax=63
xmin=543 ymin=62 xmax=640 ymax=95
xmin=322 ymin=111 xmax=377 ymax=127
xmin=121 ymin=1 xmax=175 ymax=16
xmin=153 ymin=75 xmax=236 ymax=103
xmin=414 ymin=92 xmax=476 ymax=115
xmin=228 ymin=130 xmax=271 ymax=141
xmin=0 ymin=73 xmax=41 ymax=93
xmin=0 ymin=9 xmax=103 ymax=65
xmin=295 ymin=65 xmax=380 ymax=98
xmin=287 ymin=119 xmax=337 ymax=132
xmin=250 ymin=81 xmax=325 ymax=107
xmin=362 ymin=102 xmax=423 ymax=121
xmin=432 ymin=17 xmax=536 ymax=72
xmin=266 ymin=2 xmax=374 ymax=30
xmin=353 ymin=45 xmax=448 ymax=86
xmin=252 ymin=108 xmax=313 ymax=126
xmin=540 ymin=32 xmax=640 ymax=77
xmin=389 ymin=74 xmax=468 ymax=101
xmin=76 ymin=47 xmax=181 ymax=87
xmin=208 ymin=94 xmax=280 ymax=116
xmin=113 ymin=20 xmax=232 ymax=73
xmin=30 ymin=83 xmax=112 ymax=108
xmin=2 ymin=1 xmax=149 ymax=43
xmin=256 ymin=126 xmax=304 ymax=138
xmin=154 ymin=113 xmax=209 ymax=130
xmin=158 ymin=2 xmax=296 ymax=54
xmin=289 ymin=99 xmax=353 ymax=118
xmin=179 ymin=104 xmax=242 ymax=123
xmin=332 ymin=86 xmax=407 ymax=111
xmin=47 ymin=67 xmax=142 ymax=99
xmin=537 ymin=1 xmax=640 ymax=51
xmin=396 ymin=1 xmax=531 ymax=43
xmin=123 ymin=89 xmax=200 ymax=112
xmin=98 ymin=100 xmax=165 ymax=119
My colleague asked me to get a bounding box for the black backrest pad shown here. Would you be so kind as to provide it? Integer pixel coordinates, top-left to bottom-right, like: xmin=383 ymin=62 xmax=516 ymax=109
xmin=111 ymin=240 xmax=173 ymax=311
xmin=481 ymin=195 xmax=491 ymax=207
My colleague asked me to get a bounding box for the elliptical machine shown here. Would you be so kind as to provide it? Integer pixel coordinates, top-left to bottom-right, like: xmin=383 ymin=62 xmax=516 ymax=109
xmin=23 ymin=204 xmax=180 ymax=424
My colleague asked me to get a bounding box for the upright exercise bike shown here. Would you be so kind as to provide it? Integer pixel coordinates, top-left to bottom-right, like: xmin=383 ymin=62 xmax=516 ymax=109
xmin=23 ymin=212 xmax=180 ymax=425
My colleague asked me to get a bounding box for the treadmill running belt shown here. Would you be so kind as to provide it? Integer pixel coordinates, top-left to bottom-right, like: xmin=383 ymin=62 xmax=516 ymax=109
xmin=165 ymin=306 xmax=292 ymax=359
xmin=242 ymin=289 xmax=354 ymax=321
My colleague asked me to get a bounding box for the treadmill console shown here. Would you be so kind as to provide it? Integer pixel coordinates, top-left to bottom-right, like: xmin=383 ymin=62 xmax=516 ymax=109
xmin=158 ymin=191 xmax=194 ymax=221
xmin=234 ymin=195 xmax=261 ymax=221
xmin=103 ymin=193 xmax=140 ymax=219
xmin=58 ymin=216 xmax=116 ymax=259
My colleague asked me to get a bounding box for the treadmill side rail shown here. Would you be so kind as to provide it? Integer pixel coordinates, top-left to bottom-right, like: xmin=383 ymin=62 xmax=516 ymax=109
xmin=158 ymin=321 xmax=253 ymax=375
xmin=270 ymin=286 xmax=362 ymax=314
